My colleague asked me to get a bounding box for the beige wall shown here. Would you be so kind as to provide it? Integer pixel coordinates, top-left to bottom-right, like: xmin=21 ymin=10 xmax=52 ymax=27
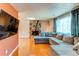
xmin=41 ymin=19 xmax=53 ymax=32
xmin=50 ymin=19 xmax=54 ymax=32
xmin=0 ymin=3 xmax=18 ymax=19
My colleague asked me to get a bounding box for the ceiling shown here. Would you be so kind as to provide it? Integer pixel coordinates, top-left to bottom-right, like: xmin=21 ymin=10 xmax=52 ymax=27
xmin=11 ymin=3 xmax=79 ymax=20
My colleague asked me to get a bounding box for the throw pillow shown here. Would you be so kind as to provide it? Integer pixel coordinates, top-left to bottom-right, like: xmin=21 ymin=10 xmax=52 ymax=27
xmin=56 ymin=34 xmax=63 ymax=40
xmin=74 ymin=37 xmax=79 ymax=45
xmin=73 ymin=42 xmax=79 ymax=50
xmin=62 ymin=36 xmax=74 ymax=44
xmin=41 ymin=32 xmax=46 ymax=36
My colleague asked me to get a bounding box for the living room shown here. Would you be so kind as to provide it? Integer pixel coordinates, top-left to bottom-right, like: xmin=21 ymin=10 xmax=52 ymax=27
xmin=28 ymin=3 xmax=79 ymax=56
xmin=1 ymin=3 xmax=79 ymax=56
xmin=29 ymin=12 xmax=78 ymax=56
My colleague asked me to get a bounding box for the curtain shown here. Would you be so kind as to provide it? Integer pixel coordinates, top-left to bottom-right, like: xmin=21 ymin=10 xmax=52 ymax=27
xmin=53 ymin=18 xmax=57 ymax=32
xmin=71 ymin=8 xmax=79 ymax=36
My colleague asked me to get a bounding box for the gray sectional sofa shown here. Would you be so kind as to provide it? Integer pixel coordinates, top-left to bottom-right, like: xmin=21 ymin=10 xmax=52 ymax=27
xmin=34 ymin=32 xmax=79 ymax=56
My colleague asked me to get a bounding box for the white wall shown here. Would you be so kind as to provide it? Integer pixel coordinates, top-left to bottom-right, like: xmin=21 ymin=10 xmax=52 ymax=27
xmin=18 ymin=12 xmax=30 ymax=38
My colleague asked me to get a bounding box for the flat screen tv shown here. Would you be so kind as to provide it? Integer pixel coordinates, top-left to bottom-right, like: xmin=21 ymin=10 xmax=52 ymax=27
xmin=0 ymin=9 xmax=19 ymax=33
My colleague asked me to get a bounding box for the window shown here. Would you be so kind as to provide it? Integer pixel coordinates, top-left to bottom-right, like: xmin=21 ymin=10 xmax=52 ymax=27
xmin=56 ymin=13 xmax=71 ymax=34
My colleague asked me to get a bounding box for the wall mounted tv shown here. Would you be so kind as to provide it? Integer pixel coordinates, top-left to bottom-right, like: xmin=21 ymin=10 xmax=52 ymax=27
xmin=0 ymin=9 xmax=19 ymax=33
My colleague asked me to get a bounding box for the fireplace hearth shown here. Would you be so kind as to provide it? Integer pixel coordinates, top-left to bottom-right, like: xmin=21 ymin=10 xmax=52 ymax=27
xmin=32 ymin=31 xmax=39 ymax=36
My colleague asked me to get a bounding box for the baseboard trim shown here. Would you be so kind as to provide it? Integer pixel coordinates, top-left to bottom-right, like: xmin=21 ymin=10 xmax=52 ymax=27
xmin=9 ymin=45 xmax=19 ymax=56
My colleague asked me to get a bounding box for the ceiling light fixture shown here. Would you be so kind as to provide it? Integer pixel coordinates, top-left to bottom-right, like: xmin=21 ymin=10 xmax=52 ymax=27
xmin=27 ymin=17 xmax=36 ymax=20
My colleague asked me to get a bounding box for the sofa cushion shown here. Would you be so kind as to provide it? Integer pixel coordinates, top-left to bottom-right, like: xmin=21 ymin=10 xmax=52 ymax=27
xmin=50 ymin=45 xmax=78 ymax=56
xmin=76 ymin=49 xmax=79 ymax=54
xmin=51 ymin=34 xmax=57 ymax=37
xmin=51 ymin=32 xmax=57 ymax=37
xmin=73 ymin=42 xmax=79 ymax=50
xmin=50 ymin=37 xmax=64 ymax=44
xmin=56 ymin=34 xmax=63 ymax=40
xmin=45 ymin=32 xmax=49 ymax=36
xmin=74 ymin=37 xmax=79 ymax=45
xmin=41 ymin=32 xmax=46 ymax=36
xmin=62 ymin=36 xmax=74 ymax=44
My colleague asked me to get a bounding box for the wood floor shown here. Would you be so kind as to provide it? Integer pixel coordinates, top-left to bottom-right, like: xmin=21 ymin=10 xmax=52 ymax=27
xmin=12 ymin=48 xmax=18 ymax=56
xmin=12 ymin=36 xmax=57 ymax=56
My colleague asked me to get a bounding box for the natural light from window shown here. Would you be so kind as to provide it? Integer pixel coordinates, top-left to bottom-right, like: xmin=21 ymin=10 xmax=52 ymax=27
xmin=56 ymin=13 xmax=71 ymax=34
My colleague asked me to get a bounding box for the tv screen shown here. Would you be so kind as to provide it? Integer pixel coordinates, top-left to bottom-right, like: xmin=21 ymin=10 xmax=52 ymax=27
xmin=7 ymin=18 xmax=19 ymax=33
xmin=0 ymin=9 xmax=19 ymax=39
xmin=0 ymin=9 xmax=19 ymax=33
